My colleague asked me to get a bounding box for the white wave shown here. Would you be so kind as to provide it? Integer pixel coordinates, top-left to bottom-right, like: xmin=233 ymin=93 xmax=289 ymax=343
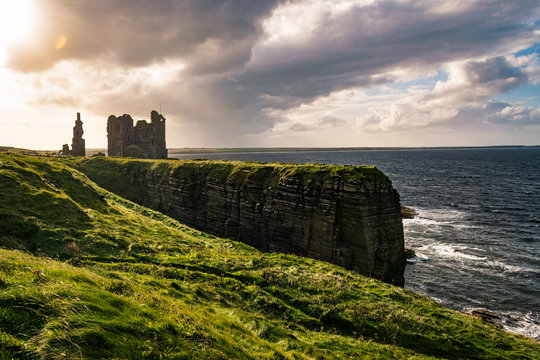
xmin=500 ymin=312 xmax=540 ymax=340
xmin=417 ymin=208 xmax=467 ymax=222
xmin=421 ymin=294 xmax=445 ymax=305
xmin=460 ymin=307 xmax=540 ymax=340
xmin=430 ymin=245 xmax=488 ymax=261
xmin=416 ymin=243 xmax=540 ymax=274
xmin=451 ymin=223 xmax=484 ymax=230
xmin=404 ymin=217 xmax=448 ymax=226
xmin=403 ymin=208 xmax=479 ymax=230
xmin=486 ymin=259 xmax=540 ymax=275
xmin=407 ymin=255 xmax=429 ymax=263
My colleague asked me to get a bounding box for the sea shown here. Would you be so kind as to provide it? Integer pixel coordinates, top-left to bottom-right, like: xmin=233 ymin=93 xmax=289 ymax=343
xmin=169 ymin=147 xmax=540 ymax=340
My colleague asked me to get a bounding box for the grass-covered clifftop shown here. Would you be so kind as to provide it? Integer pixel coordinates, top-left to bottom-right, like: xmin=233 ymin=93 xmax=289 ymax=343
xmin=0 ymin=153 xmax=538 ymax=359
xmin=66 ymin=156 xmax=390 ymax=205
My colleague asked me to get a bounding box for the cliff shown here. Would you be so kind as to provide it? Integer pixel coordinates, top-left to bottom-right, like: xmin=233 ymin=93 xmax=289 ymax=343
xmin=73 ymin=157 xmax=406 ymax=285
xmin=2 ymin=153 xmax=538 ymax=359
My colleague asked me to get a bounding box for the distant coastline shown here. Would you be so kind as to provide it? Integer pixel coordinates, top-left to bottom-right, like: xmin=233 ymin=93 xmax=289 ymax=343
xmin=166 ymin=145 xmax=540 ymax=155
xmin=2 ymin=145 xmax=539 ymax=158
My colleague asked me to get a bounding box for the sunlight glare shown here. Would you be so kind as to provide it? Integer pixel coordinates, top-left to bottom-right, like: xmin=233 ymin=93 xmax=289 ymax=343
xmin=0 ymin=0 xmax=36 ymax=48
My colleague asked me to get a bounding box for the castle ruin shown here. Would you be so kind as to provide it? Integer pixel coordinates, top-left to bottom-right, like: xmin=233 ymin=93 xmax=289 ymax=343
xmin=60 ymin=113 xmax=85 ymax=156
xmin=71 ymin=113 xmax=85 ymax=156
xmin=107 ymin=110 xmax=167 ymax=159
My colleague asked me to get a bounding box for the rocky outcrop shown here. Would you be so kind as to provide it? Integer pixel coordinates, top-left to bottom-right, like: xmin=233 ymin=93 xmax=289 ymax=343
xmin=404 ymin=248 xmax=416 ymax=259
xmin=400 ymin=206 xmax=418 ymax=219
xmin=77 ymin=159 xmax=406 ymax=285
xmin=471 ymin=309 xmax=503 ymax=328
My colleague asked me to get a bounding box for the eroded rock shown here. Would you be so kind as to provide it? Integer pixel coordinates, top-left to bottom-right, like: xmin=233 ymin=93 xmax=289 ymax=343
xmin=404 ymin=248 xmax=416 ymax=259
xmin=80 ymin=160 xmax=406 ymax=285
xmin=471 ymin=309 xmax=503 ymax=328
xmin=401 ymin=206 xmax=418 ymax=219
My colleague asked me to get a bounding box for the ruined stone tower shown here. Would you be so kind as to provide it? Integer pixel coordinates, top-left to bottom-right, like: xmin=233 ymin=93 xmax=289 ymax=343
xmin=71 ymin=113 xmax=86 ymax=156
xmin=107 ymin=110 xmax=167 ymax=159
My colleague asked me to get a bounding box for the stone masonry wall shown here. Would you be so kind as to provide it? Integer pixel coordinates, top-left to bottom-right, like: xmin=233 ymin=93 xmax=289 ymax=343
xmin=106 ymin=111 xmax=167 ymax=159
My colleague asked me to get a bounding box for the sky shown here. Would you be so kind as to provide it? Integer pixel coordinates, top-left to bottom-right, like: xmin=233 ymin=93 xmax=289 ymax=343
xmin=0 ymin=0 xmax=539 ymax=149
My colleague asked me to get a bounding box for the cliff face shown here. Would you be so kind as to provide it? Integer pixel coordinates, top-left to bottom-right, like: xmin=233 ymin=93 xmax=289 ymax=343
xmin=76 ymin=159 xmax=405 ymax=285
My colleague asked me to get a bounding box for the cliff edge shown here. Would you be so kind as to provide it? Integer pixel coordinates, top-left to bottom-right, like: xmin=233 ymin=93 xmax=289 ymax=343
xmin=73 ymin=157 xmax=406 ymax=285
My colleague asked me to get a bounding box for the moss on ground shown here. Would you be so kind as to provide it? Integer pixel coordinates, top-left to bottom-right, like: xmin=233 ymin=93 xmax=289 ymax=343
xmin=0 ymin=153 xmax=538 ymax=359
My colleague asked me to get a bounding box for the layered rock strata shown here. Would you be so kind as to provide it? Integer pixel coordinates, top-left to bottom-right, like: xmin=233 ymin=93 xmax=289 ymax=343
xmin=78 ymin=159 xmax=406 ymax=285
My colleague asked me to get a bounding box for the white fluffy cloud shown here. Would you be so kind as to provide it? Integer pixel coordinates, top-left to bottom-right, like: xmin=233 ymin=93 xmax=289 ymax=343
xmin=487 ymin=105 xmax=540 ymax=126
xmin=355 ymin=56 xmax=536 ymax=131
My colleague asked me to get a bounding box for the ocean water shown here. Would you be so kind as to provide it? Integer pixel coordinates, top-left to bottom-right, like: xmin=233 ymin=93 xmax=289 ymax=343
xmin=170 ymin=147 xmax=540 ymax=339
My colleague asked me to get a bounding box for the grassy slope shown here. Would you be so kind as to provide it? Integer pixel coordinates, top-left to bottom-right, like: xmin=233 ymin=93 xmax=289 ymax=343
xmin=0 ymin=154 xmax=538 ymax=359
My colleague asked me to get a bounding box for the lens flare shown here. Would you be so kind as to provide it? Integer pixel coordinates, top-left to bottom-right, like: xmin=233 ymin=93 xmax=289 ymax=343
xmin=55 ymin=35 xmax=68 ymax=50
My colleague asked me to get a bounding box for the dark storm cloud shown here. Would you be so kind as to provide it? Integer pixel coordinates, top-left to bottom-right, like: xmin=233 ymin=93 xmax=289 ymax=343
xmin=236 ymin=0 xmax=538 ymax=106
xmin=8 ymin=0 xmax=282 ymax=72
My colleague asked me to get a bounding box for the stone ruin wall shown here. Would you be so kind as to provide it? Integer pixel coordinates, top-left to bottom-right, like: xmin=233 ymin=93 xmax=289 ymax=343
xmin=107 ymin=110 xmax=167 ymax=159
xmin=71 ymin=113 xmax=85 ymax=156
xmin=60 ymin=112 xmax=85 ymax=156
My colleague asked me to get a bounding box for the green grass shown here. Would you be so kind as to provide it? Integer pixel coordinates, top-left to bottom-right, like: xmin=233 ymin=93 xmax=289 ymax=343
xmin=0 ymin=153 xmax=538 ymax=359
xmin=63 ymin=156 xmax=389 ymax=204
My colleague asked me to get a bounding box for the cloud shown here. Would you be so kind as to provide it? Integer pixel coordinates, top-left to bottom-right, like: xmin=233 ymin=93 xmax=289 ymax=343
xmin=5 ymin=0 xmax=540 ymax=144
xmin=287 ymin=116 xmax=346 ymax=132
xmin=288 ymin=123 xmax=314 ymax=132
xmin=356 ymin=56 xmax=533 ymax=131
xmin=487 ymin=104 xmax=540 ymax=126
xmin=318 ymin=116 xmax=346 ymax=128
xmin=7 ymin=0 xmax=282 ymax=73
xmin=240 ymin=0 xmax=538 ymax=104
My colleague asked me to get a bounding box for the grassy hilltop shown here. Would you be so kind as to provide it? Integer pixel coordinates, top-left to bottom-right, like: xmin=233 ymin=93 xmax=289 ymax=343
xmin=0 ymin=153 xmax=538 ymax=359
